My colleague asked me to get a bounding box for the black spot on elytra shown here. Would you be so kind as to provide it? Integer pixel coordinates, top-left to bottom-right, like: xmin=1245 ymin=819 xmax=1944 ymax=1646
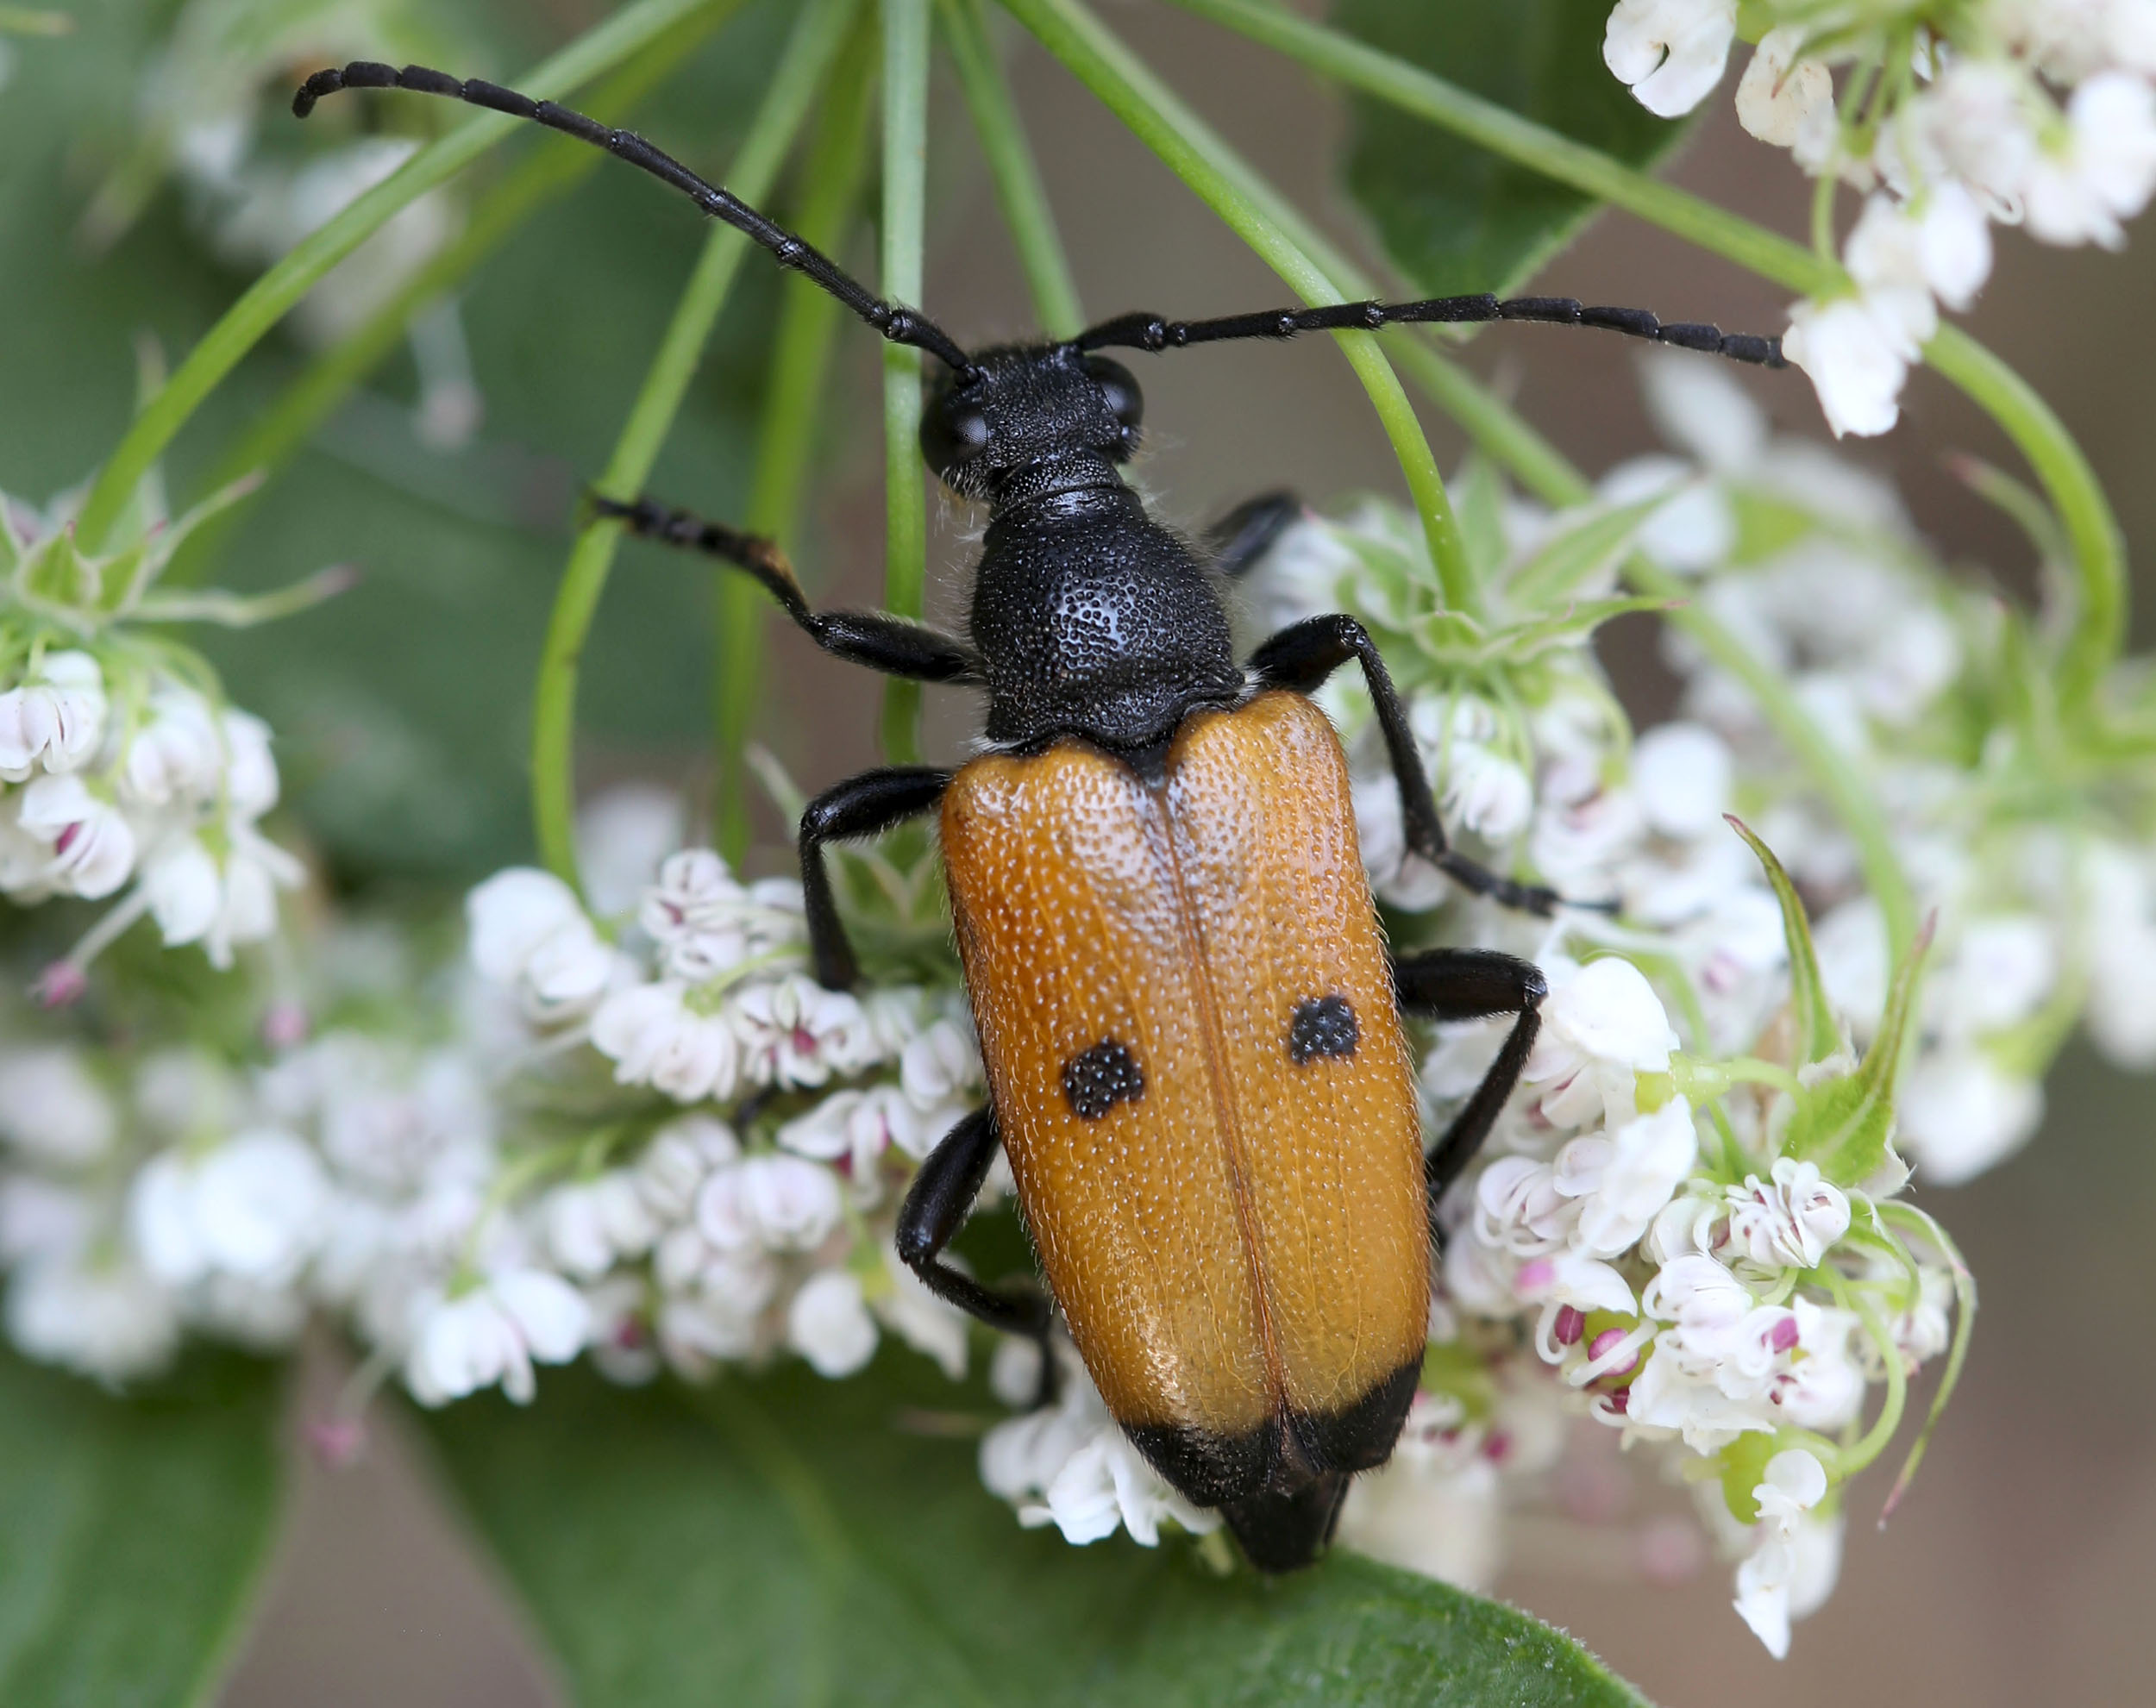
xmin=1288 ymin=995 xmax=1358 ymax=1064
xmin=1062 ymin=1039 xmax=1144 ymax=1119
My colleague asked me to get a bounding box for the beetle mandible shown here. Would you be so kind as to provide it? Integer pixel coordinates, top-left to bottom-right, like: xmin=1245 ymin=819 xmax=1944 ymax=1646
xmin=294 ymin=60 xmax=1786 ymax=1571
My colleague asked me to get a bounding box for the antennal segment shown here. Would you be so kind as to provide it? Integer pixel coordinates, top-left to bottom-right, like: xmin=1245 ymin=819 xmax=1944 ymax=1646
xmin=1077 ymin=293 xmax=1784 ymax=369
xmin=292 ymin=62 xmax=975 ymax=375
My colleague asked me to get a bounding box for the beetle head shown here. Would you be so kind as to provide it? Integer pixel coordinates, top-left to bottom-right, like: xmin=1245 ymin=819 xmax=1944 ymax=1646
xmin=920 ymin=343 xmax=1143 ymax=501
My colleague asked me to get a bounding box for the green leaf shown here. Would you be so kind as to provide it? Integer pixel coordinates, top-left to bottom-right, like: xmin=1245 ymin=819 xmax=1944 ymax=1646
xmin=0 ymin=1348 xmax=285 ymax=1706
xmin=1331 ymin=0 xmax=1688 ymax=297
xmin=424 ymin=1355 xmax=1653 ymax=1706
xmin=1410 ymin=594 xmax=1667 ymax=669
xmin=1503 ymin=495 xmax=1661 ymax=609
xmin=1783 ymin=913 xmax=1936 ymax=1186
xmin=1726 ymin=816 xmax=1839 ymax=1067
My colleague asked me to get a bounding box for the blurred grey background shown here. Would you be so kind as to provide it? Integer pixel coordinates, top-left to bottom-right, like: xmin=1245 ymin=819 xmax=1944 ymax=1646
xmin=214 ymin=2 xmax=2156 ymax=1702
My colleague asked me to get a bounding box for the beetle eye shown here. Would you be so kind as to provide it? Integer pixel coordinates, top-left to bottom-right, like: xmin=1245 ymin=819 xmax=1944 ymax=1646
xmin=1085 ymin=355 xmax=1144 ymax=447
xmin=919 ymin=393 xmax=992 ymax=479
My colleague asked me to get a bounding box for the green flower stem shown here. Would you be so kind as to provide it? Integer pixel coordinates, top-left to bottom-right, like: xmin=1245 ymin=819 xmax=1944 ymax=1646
xmin=881 ymin=0 xmax=934 ymax=766
xmin=72 ymin=0 xmax=724 ymax=554
xmin=1829 ymin=1277 xmax=1909 ymax=1480
xmin=173 ymin=1 xmax=747 ymax=586
xmin=997 ymin=0 xmax=1472 ymax=611
xmin=1927 ymin=325 xmax=2126 ymax=716
xmin=1401 ymin=347 xmax=1925 ymax=959
xmin=936 ymin=0 xmax=1087 ymax=338
xmin=717 ymin=28 xmax=879 ymax=864
xmin=1166 ymin=0 xmax=2128 ymax=716
xmin=938 ymin=0 xmax=1085 ymax=338
xmin=530 ymin=0 xmax=856 ymax=888
xmin=0 ymin=8 xmax=71 ymax=34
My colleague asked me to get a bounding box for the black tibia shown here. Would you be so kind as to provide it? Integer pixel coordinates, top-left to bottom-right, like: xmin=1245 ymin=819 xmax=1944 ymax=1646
xmin=1393 ymin=948 xmax=1548 ymax=1223
xmin=1249 ymin=616 xmax=1563 ymax=914
xmin=798 ymin=769 xmax=950 ymax=991
xmin=595 ymin=495 xmax=979 ymax=684
xmin=896 ymin=1104 xmax=1056 ymax=1397
xmin=1203 ymin=489 xmax=1302 ymax=581
xmin=1079 ymin=293 xmax=1784 ymax=370
xmin=291 ymin=62 xmax=973 ymax=372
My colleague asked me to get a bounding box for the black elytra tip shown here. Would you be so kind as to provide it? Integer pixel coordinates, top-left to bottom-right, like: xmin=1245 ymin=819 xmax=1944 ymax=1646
xmin=1062 ymin=1039 xmax=1144 ymax=1120
xmin=1288 ymin=995 xmax=1358 ymax=1064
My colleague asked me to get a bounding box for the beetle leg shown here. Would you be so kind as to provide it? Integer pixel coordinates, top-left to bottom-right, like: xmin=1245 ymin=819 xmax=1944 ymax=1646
xmin=896 ymin=1104 xmax=1057 ymax=1403
xmin=1392 ymin=948 xmax=1548 ymax=1233
xmin=1249 ymin=615 xmax=1568 ymax=915
xmin=593 ymin=494 xmax=981 ymax=683
xmin=799 ymin=768 xmax=951 ymax=991
xmin=1203 ymin=489 xmax=1302 ymax=580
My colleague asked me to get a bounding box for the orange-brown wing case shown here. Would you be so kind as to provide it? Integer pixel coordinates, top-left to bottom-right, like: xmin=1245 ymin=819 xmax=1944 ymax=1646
xmin=940 ymin=691 xmax=1427 ymax=1489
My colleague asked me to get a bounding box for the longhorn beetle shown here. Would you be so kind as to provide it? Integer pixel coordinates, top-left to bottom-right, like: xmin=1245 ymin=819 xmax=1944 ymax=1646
xmin=295 ymin=60 xmax=1785 ymax=1572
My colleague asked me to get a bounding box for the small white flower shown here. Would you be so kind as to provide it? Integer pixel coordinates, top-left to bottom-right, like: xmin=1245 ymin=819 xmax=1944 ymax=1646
xmin=542 ymin=1173 xmax=658 ymax=1280
xmin=128 ymin=1129 xmax=330 ymax=1291
xmin=732 ymin=975 xmax=878 ymax=1088
xmin=118 ymin=687 xmax=222 ymax=809
xmin=1444 ymin=744 xmax=1534 ymax=842
xmin=787 ymin=1269 xmax=878 ymax=1377
xmin=142 ymin=826 xmax=302 ymax=968
xmin=1734 ymin=29 xmax=1835 ymax=169
xmin=591 ymin=981 xmax=740 ymax=1103
xmin=1724 ymin=1158 xmax=1851 ymax=1272
xmin=467 ymin=867 xmax=616 ymax=1022
xmin=1733 ymin=1448 xmax=1833 ymax=1658
xmin=13 ymin=773 xmax=136 ymax=898
xmin=1781 ymin=294 xmax=1917 ymax=438
xmin=2024 ymin=72 xmax=2156 ymax=248
xmin=1523 ymin=956 xmax=1680 ymax=1128
xmin=0 ymin=1046 xmax=117 ymax=1164
xmin=575 ymin=785 xmax=682 ymax=917
xmin=404 ymin=1268 xmax=591 ymax=1405
xmin=635 ymin=1113 xmax=740 ymax=1219
xmin=7 ymin=1247 xmax=179 ymax=1383
xmin=981 ymin=1361 xmax=1218 ymax=1548
xmin=1564 ymin=1098 xmax=1699 ymax=1257
xmin=1880 ymin=61 xmax=2037 ymax=218
xmin=1845 ymin=190 xmax=1991 ymax=324
xmin=0 ymin=651 xmax=106 ymax=780
xmin=640 ymin=849 xmax=804 ymax=981
xmin=1603 ymin=0 xmax=1737 ymax=118
xmin=1898 ymin=1049 xmax=2045 ymax=1184
xmin=1631 ymin=722 xmax=1732 ymax=841
xmin=735 ymin=1154 xmax=844 ymax=1252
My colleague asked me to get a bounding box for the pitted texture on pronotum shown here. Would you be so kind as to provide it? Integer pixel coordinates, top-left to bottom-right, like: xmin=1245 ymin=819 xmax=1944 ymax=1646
xmin=940 ymin=692 xmax=1427 ymax=1498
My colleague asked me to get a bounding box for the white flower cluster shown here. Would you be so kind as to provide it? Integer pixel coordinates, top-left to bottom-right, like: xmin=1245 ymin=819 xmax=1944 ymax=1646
xmin=1604 ymin=1 xmax=2156 ymax=433
xmin=0 ymin=805 xmax=984 ymax=1428
xmin=0 ymin=485 xmax=306 ymax=986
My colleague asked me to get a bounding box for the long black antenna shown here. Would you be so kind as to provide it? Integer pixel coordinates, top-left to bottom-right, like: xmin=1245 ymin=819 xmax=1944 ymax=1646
xmin=1078 ymin=294 xmax=1784 ymax=368
xmin=292 ymin=62 xmax=976 ymax=376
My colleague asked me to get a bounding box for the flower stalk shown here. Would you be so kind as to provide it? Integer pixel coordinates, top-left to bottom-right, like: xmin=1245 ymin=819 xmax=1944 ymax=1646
xmin=881 ymin=0 xmax=935 ymax=768
xmin=531 ymin=0 xmax=857 ymax=889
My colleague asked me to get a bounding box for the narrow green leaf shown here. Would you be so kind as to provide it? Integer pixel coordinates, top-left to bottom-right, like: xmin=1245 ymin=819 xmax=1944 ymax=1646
xmin=0 ymin=1349 xmax=284 ymax=1707
xmin=1504 ymin=496 xmax=1661 ymax=609
xmin=1329 ymin=0 xmax=1686 ymax=297
xmin=1783 ymin=913 xmax=1936 ymax=1186
xmin=1875 ymin=1202 xmax=1977 ymax=1523
xmin=425 ymin=1357 xmax=1653 ymax=1706
xmin=1726 ymin=816 xmax=1839 ymax=1067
